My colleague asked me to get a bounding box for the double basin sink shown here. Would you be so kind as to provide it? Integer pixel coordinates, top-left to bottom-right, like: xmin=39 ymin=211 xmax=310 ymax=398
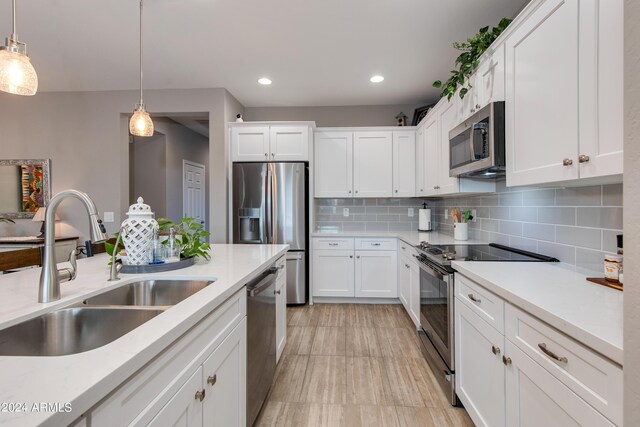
xmin=0 ymin=279 xmax=212 ymax=357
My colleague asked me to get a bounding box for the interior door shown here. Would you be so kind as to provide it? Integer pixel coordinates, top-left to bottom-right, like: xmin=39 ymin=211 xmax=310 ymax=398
xmin=183 ymin=160 xmax=206 ymax=226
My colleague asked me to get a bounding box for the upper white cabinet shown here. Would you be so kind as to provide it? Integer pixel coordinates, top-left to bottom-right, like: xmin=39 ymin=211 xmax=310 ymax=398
xmin=353 ymin=132 xmax=393 ymax=198
xmin=392 ymin=131 xmax=416 ymax=197
xmin=505 ymin=0 xmax=623 ymax=186
xmin=314 ymin=129 xmax=415 ymax=198
xmin=314 ymin=131 xmax=353 ymax=198
xmin=437 ymin=101 xmax=461 ymax=195
xmin=230 ymin=123 xmax=313 ymax=162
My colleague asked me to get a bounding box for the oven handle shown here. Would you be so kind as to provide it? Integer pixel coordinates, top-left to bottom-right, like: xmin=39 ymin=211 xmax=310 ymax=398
xmin=413 ymin=255 xmax=448 ymax=281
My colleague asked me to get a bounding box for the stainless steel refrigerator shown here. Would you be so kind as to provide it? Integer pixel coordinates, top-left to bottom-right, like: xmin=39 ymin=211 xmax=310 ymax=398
xmin=232 ymin=162 xmax=307 ymax=304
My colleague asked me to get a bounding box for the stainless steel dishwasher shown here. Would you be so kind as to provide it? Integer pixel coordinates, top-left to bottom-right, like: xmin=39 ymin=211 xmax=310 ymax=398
xmin=246 ymin=263 xmax=278 ymax=426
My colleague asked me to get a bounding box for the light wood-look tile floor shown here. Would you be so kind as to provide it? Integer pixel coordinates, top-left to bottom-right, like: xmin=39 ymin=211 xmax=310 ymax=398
xmin=256 ymin=304 xmax=474 ymax=427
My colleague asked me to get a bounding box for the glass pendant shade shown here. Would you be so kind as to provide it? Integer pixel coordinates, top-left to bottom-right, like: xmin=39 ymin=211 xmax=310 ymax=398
xmin=0 ymin=48 xmax=38 ymax=96
xmin=129 ymin=104 xmax=154 ymax=137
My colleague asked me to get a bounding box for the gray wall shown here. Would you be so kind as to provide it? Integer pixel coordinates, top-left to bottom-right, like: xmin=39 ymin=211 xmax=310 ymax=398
xmin=434 ymin=182 xmax=623 ymax=271
xmin=0 ymin=88 xmax=243 ymax=243
xmin=244 ymin=104 xmax=428 ymax=127
xmin=624 ymin=0 xmax=640 ymax=422
xmin=130 ymin=133 xmax=167 ymax=218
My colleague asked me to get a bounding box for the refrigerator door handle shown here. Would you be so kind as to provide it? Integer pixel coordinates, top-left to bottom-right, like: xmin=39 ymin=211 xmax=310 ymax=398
xmin=261 ymin=169 xmax=269 ymax=244
xmin=271 ymin=165 xmax=278 ymax=244
xmin=265 ymin=168 xmax=273 ymax=244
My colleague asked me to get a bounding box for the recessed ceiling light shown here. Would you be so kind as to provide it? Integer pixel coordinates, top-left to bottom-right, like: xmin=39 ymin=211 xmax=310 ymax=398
xmin=370 ymin=75 xmax=384 ymax=83
xmin=258 ymin=77 xmax=272 ymax=85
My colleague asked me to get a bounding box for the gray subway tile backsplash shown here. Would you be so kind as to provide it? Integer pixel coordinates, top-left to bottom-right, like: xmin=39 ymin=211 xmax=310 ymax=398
xmin=314 ymin=183 xmax=622 ymax=272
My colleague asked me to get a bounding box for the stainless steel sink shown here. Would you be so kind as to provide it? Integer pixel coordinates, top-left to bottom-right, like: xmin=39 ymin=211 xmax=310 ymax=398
xmin=0 ymin=307 xmax=164 ymax=356
xmin=82 ymin=279 xmax=213 ymax=307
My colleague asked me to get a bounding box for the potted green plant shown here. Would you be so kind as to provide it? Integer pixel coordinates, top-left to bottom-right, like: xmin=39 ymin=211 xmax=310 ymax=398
xmin=433 ymin=18 xmax=512 ymax=100
xmin=158 ymin=217 xmax=211 ymax=261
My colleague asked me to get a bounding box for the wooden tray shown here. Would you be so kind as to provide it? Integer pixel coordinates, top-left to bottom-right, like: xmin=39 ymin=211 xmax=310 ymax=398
xmin=121 ymin=256 xmax=195 ymax=274
xmin=586 ymin=277 xmax=623 ymax=291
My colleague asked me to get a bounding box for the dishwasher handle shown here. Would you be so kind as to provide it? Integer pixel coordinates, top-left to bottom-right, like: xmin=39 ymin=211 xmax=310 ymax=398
xmin=247 ymin=266 xmax=277 ymax=297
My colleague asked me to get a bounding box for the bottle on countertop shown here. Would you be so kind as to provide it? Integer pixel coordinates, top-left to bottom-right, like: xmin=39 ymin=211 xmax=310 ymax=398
xmin=617 ymin=234 xmax=623 ymax=285
xmin=165 ymin=227 xmax=181 ymax=263
xmin=147 ymin=227 xmax=165 ymax=265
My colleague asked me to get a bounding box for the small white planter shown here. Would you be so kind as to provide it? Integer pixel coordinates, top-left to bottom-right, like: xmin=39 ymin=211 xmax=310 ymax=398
xmin=454 ymin=222 xmax=469 ymax=241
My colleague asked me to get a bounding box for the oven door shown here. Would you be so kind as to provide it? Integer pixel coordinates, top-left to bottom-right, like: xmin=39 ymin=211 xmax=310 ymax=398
xmin=418 ymin=259 xmax=454 ymax=368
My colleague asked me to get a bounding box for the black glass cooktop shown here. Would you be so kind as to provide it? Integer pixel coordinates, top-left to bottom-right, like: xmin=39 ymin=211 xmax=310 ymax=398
xmin=419 ymin=243 xmax=560 ymax=263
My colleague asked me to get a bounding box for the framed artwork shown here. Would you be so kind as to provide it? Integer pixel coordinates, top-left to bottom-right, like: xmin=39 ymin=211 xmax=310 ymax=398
xmin=411 ymin=103 xmax=437 ymax=126
xmin=0 ymin=159 xmax=51 ymax=219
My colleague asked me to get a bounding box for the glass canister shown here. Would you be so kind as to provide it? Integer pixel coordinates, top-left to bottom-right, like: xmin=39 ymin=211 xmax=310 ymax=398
xmin=164 ymin=227 xmax=181 ymax=263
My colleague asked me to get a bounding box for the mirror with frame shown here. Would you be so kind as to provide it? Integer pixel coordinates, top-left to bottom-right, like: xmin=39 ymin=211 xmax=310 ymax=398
xmin=0 ymin=159 xmax=51 ymax=219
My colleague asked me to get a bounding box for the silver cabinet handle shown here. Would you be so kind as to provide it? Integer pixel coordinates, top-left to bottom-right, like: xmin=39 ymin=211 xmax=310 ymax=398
xmin=356 ymin=255 xmax=360 ymax=259
xmin=348 ymin=190 xmax=352 ymax=194
xmin=578 ymin=154 xmax=590 ymax=163
xmin=405 ymin=264 xmax=410 ymax=268
xmin=271 ymin=153 xmax=275 ymax=157
xmin=563 ymin=158 xmax=573 ymax=166
xmin=401 ymin=246 xmax=406 ymax=250
xmin=328 ymin=243 xmax=338 ymax=246
xmin=371 ymin=243 xmax=381 ymax=246
xmin=264 ymin=153 xmax=268 ymax=157
xmin=355 ymin=190 xmax=359 ymax=194
xmin=538 ymin=343 xmax=568 ymax=363
xmin=349 ymin=255 xmax=353 ymax=259
xmin=207 ymin=375 xmax=217 ymax=386
xmin=492 ymin=345 xmax=501 ymax=355
xmin=420 ymin=188 xmax=423 ymax=192
xmin=476 ymin=104 xmax=481 ymax=109
xmin=468 ymin=294 xmax=481 ymax=303
xmin=195 ymin=389 xmax=206 ymax=402
xmin=395 ymin=190 xmax=398 ymax=193
xmin=275 ymin=289 xmax=281 ymax=295
xmin=502 ymin=356 xmax=512 ymax=366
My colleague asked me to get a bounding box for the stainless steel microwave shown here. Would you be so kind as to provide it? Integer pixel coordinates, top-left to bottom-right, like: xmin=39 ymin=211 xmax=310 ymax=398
xmin=449 ymin=101 xmax=505 ymax=178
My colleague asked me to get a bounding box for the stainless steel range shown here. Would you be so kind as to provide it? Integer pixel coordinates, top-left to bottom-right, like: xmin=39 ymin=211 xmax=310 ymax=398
xmin=414 ymin=242 xmax=559 ymax=406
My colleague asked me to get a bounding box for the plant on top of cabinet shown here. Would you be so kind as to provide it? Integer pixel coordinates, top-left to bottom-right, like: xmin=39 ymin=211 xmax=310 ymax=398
xmin=433 ymin=18 xmax=511 ymax=100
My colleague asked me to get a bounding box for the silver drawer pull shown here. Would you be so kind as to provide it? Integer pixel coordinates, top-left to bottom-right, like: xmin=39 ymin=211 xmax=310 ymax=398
xmin=491 ymin=345 xmax=500 ymax=355
xmin=207 ymin=375 xmax=217 ymax=386
xmin=328 ymin=243 xmax=339 ymax=246
xmin=538 ymin=343 xmax=568 ymax=363
xmin=371 ymin=243 xmax=381 ymax=246
xmin=502 ymin=356 xmax=512 ymax=366
xmin=195 ymin=389 xmax=206 ymax=402
xmin=468 ymin=294 xmax=481 ymax=303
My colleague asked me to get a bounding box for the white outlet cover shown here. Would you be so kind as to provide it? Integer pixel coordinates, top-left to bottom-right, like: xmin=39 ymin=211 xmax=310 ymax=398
xmin=408 ymin=208 xmax=414 ymax=217
xmin=444 ymin=209 xmax=449 ymax=219
xmin=103 ymin=212 xmax=115 ymax=223
xmin=343 ymin=208 xmax=349 ymax=217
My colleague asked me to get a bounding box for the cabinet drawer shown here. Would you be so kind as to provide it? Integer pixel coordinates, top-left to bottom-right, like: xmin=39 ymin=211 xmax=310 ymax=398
xmin=313 ymin=237 xmax=354 ymax=250
xmin=505 ymin=303 xmax=622 ymax=425
xmin=455 ymin=274 xmax=505 ymax=333
xmin=90 ymin=289 xmax=247 ymax=427
xmin=355 ymin=238 xmax=397 ymax=251
xmin=398 ymin=241 xmax=417 ymax=258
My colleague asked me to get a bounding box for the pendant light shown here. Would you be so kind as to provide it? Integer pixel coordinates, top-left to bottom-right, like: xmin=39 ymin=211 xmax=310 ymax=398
xmin=129 ymin=0 xmax=153 ymax=137
xmin=0 ymin=0 xmax=38 ymax=96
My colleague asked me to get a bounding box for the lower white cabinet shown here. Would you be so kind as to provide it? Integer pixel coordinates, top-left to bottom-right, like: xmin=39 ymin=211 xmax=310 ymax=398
xmin=275 ymin=257 xmax=287 ymax=363
xmin=398 ymin=249 xmax=420 ymax=328
xmin=355 ymin=250 xmax=397 ymax=298
xmin=149 ymin=366 xmax=204 ymax=427
xmin=312 ymin=249 xmax=355 ymax=297
xmin=455 ymin=274 xmax=621 ymax=427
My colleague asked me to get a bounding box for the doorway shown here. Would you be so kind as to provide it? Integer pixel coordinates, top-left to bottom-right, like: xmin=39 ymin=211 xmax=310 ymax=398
xmin=129 ymin=114 xmax=210 ymax=230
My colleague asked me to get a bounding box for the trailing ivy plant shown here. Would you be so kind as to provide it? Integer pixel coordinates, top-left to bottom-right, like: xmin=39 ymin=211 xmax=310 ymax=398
xmin=433 ymin=18 xmax=512 ymax=100
xmin=158 ymin=217 xmax=211 ymax=261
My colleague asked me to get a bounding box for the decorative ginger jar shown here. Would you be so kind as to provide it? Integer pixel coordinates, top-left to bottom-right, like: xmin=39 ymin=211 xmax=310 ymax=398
xmin=121 ymin=197 xmax=158 ymax=265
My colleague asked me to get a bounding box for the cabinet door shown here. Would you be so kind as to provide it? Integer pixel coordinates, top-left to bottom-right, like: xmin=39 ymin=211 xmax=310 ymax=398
xmin=202 ymin=319 xmax=247 ymax=427
xmin=578 ymin=0 xmax=623 ymax=179
xmin=477 ymin=44 xmax=505 ymax=108
xmin=276 ymin=264 xmax=287 ymax=363
xmin=415 ymin=126 xmax=426 ymax=196
xmin=231 ymin=126 xmax=270 ymax=162
xmin=423 ymin=114 xmax=439 ymax=197
xmin=455 ymin=299 xmax=505 ymax=427
xmin=398 ymin=255 xmax=410 ymax=309
xmin=408 ymin=258 xmax=421 ymax=328
xmin=270 ymin=126 xmax=309 ymax=161
xmin=505 ymin=0 xmax=580 ymax=186
xmin=354 ymin=250 xmax=397 ymax=298
xmin=392 ymin=131 xmax=416 ymax=197
xmin=353 ymin=132 xmax=393 ymax=198
xmin=437 ymin=100 xmax=460 ymax=195
xmin=148 ymin=367 xmax=203 ymax=427
xmin=312 ymin=249 xmax=355 ymax=297
xmin=505 ymin=340 xmax=615 ymax=427
xmin=314 ymin=132 xmax=353 ymax=198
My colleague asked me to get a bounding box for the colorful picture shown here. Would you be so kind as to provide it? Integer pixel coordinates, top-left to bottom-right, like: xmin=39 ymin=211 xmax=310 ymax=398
xmin=20 ymin=165 xmax=44 ymax=212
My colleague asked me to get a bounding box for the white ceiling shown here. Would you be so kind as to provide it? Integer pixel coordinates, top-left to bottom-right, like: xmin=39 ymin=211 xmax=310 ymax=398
xmin=8 ymin=0 xmax=529 ymax=107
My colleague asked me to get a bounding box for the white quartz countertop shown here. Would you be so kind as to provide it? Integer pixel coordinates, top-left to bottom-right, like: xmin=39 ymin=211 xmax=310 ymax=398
xmin=311 ymin=230 xmax=487 ymax=247
xmin=0 ymin=243 xmax=289 ymax=426
xmin=451 ymin=261 xmax=623 ymax=365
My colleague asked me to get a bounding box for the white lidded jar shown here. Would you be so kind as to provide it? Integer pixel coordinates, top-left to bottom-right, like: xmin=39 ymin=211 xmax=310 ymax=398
xmin=121 ymin=197 xmax=158 ymax=265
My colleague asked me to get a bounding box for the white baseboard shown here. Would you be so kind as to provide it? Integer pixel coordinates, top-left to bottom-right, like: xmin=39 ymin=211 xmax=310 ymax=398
xmin=311 ymin=297 xmax=401 ymax=305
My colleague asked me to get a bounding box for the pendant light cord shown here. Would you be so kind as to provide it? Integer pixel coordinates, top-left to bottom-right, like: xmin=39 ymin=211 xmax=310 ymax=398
xmin=139 ymin=0 xmax=144 ymax=105
xmin=11 ymin=0 xmax=17 ymax=40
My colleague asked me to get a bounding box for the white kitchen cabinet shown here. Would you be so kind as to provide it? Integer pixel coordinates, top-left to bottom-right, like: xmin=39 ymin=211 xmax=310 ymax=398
xmin=269 ymin=126 xmax=309 ymax=161
xmin=230 ymin=126 xmax=270 ymax=162
xmin=455 ymin=299 xmax=506 ymax=427
xmin=505 ymin=0 xmax=623 ymax=186
xmin=392 ymin=131 xmax=416 ymax=197
xmin=353 ymin=132 xmax=393 ymax=198
xmin=312 ymin=249 xmax=355 ymax=297
xmin=476 ymin=44 xmax=505 ymax=109
xmin=398 ymin=256 xmax=410 ymax=308
xmin=422 ymin=113 xmax=439 ymax=197
xmin=230 ymin=123 xmax=312 ymax=162
xmin=275 ymin=257 xmax=287 ymax=363
xmin=437 ymin=100 xmax=461 ymax=195
xmin=314 ymin=131 xmax=353 ymax=197
xmin=415 ymin=126 xmax=426 ymax=196
xmin=148 ymin=366 xmax=204 ymax=427
xmin=355 ymin=250 xmax=397 ymax=298
xmin=409 ymin=259 xmax=420 ymax=327
xmin=505 ymin=341 xmax=615 ymax=427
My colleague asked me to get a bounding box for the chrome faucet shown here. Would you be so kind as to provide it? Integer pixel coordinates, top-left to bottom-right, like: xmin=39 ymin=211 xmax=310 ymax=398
xmin=109 ymin=225 xmax=128 ymax=282
xmin=38 ymin=190 xmax=108 ymax=303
